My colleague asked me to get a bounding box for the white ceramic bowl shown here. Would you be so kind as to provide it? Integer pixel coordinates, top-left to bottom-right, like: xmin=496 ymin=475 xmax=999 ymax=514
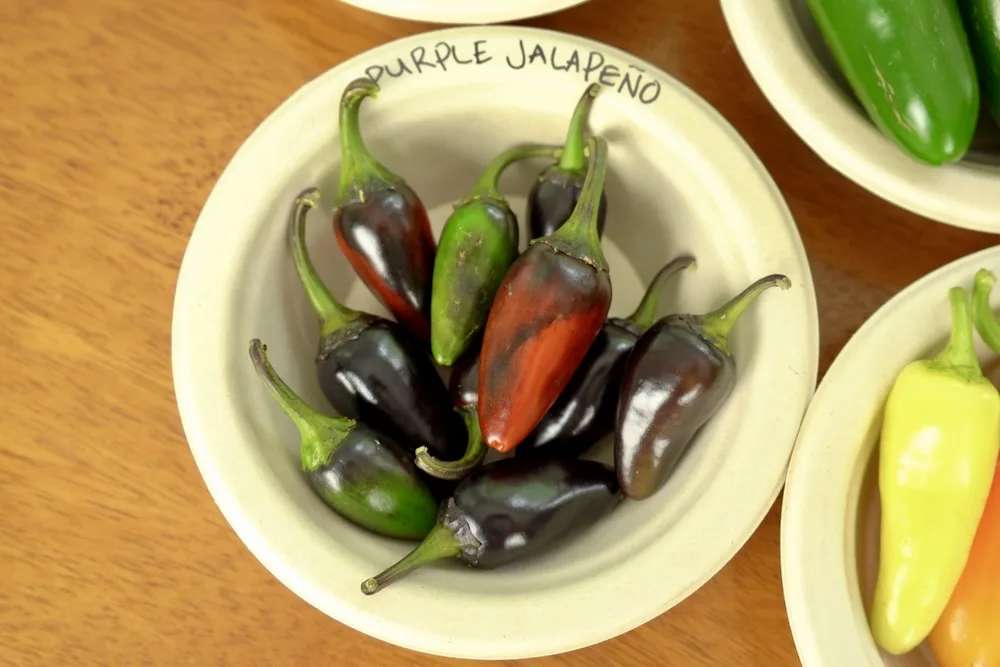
xmin=340 ymin=0 xmax=588 ymax=25
xmin=720 ymin=0 xmax=1000 ymax=232
xmin=781 ymin=244 xmax=1000 ymax=666
xmin=172 ymin=25 xmax=819 ymax=659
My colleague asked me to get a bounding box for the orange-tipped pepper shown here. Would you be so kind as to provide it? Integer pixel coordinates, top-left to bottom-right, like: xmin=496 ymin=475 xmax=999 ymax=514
xmin=928 ymin=462 xmax=1000 ymax=667
xmin=477 ymin=135 xmax=612 ymax=453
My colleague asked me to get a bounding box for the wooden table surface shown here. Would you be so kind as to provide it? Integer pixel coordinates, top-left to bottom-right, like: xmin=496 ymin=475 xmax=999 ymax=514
xmin=3 ymin=0 xmax=996 ymax=665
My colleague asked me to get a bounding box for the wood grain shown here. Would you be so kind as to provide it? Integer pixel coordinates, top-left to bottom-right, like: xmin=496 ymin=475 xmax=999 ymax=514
xmin=1 ymin=0 xmax=995 ymax=665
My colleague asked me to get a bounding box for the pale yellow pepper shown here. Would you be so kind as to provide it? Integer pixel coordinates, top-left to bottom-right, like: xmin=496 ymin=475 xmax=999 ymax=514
xmin=870 ymin=285 xmax=1000 ymax=655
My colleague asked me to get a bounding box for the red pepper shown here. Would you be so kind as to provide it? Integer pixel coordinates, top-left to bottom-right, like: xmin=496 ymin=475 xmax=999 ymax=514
xmin=477 ymin=136 xmax=611 ymax=453
xmin=333 ymin=78 xmax=436 ymax=342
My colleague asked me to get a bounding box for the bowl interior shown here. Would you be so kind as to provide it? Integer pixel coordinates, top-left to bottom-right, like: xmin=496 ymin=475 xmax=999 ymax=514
xmin=174 ymin=26 xmax=817 ymax=659
xmin=851 ymin=354 xmax=1000 ymax=667
xmin=242 ymin=85 xmax=763 ymax=593
xmin=789 ymin=0 xmax=1000 ymax=166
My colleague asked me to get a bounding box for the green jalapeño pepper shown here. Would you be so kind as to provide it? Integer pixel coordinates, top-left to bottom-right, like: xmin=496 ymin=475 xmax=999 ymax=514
xmin=806 ymin=0 xmax=980 ymax=165
xmin=957 ymin=0 xmax=1000 ymax=125
xmin=248 ymin=339 xmax=437 ymax=540
xmin=430 ymin=144 xmax=563 ymax=366
xmin=870 ymin=286 xmax=1000 ymax=655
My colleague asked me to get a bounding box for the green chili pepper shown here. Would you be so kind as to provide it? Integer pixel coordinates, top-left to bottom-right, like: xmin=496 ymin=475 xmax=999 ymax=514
xmin=430 ymin=143 xmax=563 ymax=366
xmin=972 ymin=268 xmax=1000 ymax=354
xmin=248 ymin=339 xmax=438 ymax=540
xmin=806 ymin=0 xmax=980 ymax=165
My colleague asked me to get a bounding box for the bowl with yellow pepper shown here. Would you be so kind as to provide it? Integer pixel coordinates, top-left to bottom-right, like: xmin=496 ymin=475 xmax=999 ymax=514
xmin=781 ymin=245 xmax=1000 ymax=666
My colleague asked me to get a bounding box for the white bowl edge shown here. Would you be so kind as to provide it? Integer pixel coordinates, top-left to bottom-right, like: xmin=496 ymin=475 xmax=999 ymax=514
xmin=720 ymin=0 xmax=1000 ymax=233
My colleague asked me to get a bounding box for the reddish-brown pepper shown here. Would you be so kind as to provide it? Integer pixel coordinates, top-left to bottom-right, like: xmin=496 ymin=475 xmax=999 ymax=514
xmin=477 ymin=135 xmax=612 ymax=453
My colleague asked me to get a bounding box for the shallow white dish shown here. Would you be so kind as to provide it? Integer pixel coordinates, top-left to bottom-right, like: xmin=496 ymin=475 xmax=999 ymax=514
xmin=172 ymin=25 xmax=819 ymax=659
xmin=781 ymin=244 xmax=1000 ymax=666
xmin=340 ymin=0 xmax=588 ymax=25
xmin=720 ymin=0 xmax=1000 ymax=232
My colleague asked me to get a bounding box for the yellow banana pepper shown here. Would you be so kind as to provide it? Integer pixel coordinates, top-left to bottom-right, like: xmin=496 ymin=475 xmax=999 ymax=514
xmin=870 ymin=285 xmax=1000 ymax=655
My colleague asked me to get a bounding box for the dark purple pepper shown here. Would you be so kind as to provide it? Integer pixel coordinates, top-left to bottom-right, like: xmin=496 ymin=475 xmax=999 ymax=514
xmin=516 ymin=255 xmax=696 ymax=460
xmin=615 ymin=274 xmax=792 ymax=499
xmin=289 ymin=188 xmax=465 ymax=462
xmin=360 ymin=457 xmax=622 ymax=595
xmin=527 ymin=84 xmax=608 ymax=240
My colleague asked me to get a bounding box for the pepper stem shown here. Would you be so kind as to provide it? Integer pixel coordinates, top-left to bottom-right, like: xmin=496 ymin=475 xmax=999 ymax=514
xmin=464 ymin=144 xmax=563 ymax=203
xmin=972 ymin=269 xmax=1000 ymax=355
xmin=696 ymin=274 xmax=792 ymax=355
xmin=625 ymin=255 xmax=698 ymax=331
xmin=414 ymin=408 xmax=486 ymax=480
xmin=289 ymin=188 xmax=363 ymax=338
xmin=248 ymin=339 xmax=354 ymax=472
xmin=557 ymin=84 xmax=601 ymax=174
xmin=337 ymin=78 xmax=397 ymax=204
xmin=930 ymin=286 xmax=984 ymax=382
xmin=542 ymin=135 xmax=610 ymax=272
xmin=360 ymin=522 xmax=461 ymax=595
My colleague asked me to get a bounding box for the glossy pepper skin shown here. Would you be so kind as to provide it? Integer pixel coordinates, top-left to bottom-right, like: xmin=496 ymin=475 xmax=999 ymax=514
xmin=431 ymin=144 xmax=562 ymax=366
xmin=360 ymin=456 xmax=622 ymax=594
xmin=528 ymin=84 xmax=608 ymax=240
xmin=478 ymin=136 xmax=612 ymax=454
xmin=248 ymin=339 xmax=437 ymax=540
xmin=870 ymin=286 xmax=1000 ymax=655
xmin=957 ymin=0 xmax=1000 ymax=125
xmin=415 ymin=341 xmax=488 ymax=481
xmin=806 ymin=0 xmax=979 ymax=165
xmin=334 ymin=78 xmax=436 ymax=341
xmin=615 ymin=275 xmax=791 ymax=500
xmin=290 ymin=189 xmax=465 ymax=462
xmin=516 ymin=255 xmax=696 ymax=461
xmin=929 ymin=462 xmax=1000 ymax=667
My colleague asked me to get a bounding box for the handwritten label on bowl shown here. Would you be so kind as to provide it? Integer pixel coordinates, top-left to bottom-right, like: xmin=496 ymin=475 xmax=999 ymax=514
xmin=363 ymin=38 xmax=662 ymax=106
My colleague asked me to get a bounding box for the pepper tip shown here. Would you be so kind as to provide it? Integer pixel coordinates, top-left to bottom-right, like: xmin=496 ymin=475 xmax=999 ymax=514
xmin=360 ymin=578 xmax=379 ymax=595
xmin=975 ymin=268 xmax=997 ymax=289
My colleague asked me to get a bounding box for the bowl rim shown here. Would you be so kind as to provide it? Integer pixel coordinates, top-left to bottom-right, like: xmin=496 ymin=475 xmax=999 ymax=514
xmin=171 ymin=24 xmax=820 ymax=659
xmin=720 ymin=0 xmax=1000 ymax=233
xmin=339 ymin=0 xmax=588 ymax=25
xmin=780 ymin=244 xmax=1000 ymax=666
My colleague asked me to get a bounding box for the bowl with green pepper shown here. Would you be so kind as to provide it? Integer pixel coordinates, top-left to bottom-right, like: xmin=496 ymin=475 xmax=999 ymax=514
xmin=721 ymin=0 xmax=1000 ymax=232
xmin=172 ymin=25 xmax=819 ymax=659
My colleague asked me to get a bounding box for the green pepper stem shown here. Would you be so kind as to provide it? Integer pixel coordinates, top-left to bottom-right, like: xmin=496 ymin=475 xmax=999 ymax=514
xmin=414 ymin=408 xmax=486 ymax=480
xmin=930 ymin=286 xmax=984 ymax=381
xmin=248 ymin=339 xmax=354 ymax=472
xmin=289 ymin=188 xmax=363 ymax=338
xmin=465 ymin=144 xmax=563 ymax=203
xmin=543 ymin=135 xmax=610 ymax=272
xmin=697 ymin=274 xmax=792 ymax=355
xmin=972 ymin=269 xmax=1000 ymax=355
xmin=625 ymin=255 xmax=698 ymax=331
xmin=360 ymin=522 xmax=461 ymax=595
xmin=337 ymin=78 xmax=397 ymax=204
xmin=557 ymin=84 xmax=601 ymax=174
